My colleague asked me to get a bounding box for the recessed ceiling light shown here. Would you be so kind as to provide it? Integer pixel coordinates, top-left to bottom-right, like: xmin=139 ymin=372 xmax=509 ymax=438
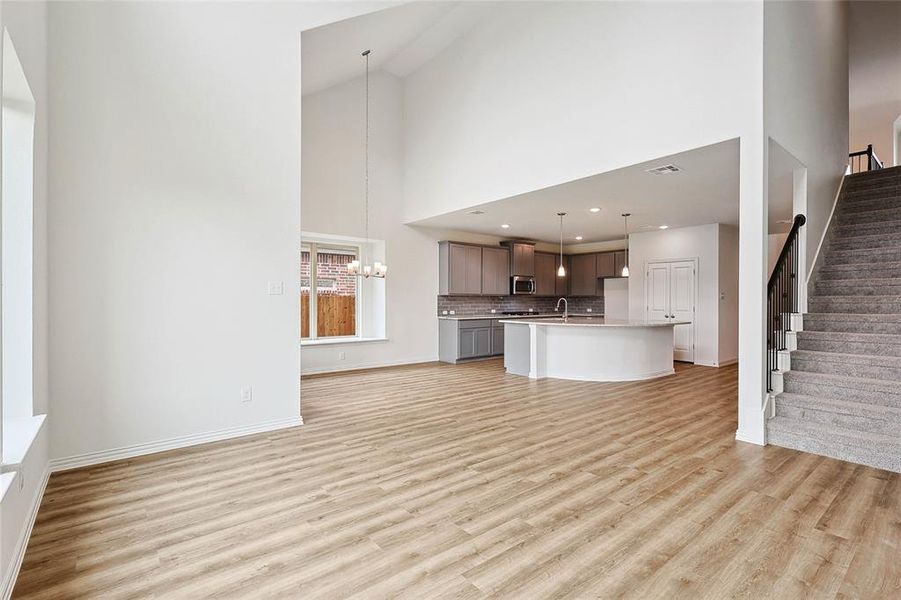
xmin=589 ymin=207 xmax=601 ymax=213
xmin=659 ymin=225 xmax=669 ymax=230
xmin=575 ymin=236 xmax=583 ymax=241
xmin=501 ymin=223 xmax=510 ymax=229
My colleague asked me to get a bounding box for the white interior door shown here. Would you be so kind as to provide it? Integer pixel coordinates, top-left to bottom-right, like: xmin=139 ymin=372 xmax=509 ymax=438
xmin=645 ymin=263 xmax=670 ymax=321
xmin=669 ymin=260 xmax=696 ymax=363
xmin=645 ymin=259 xmax=696 ymax=364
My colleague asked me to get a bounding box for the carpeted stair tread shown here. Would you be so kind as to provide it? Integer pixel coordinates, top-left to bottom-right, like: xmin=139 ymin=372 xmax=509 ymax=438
xmin=828 ymin=234 xmax=901 ymax=250
xmin=776 ymin=392 xmax=901 ymax=421
xmin=830 ymin=221 xmax=901 ymax=240
xmin=782 ymin=370 xmax=901 ymax=408
xmin=808 ymin=296 xmax=901 ymax=314
xmin=766 ymin=416 xmax=901 ymax=473
xmin=790 ymin=349 xmax=901 ymax=368
xmin=814 ymin=280 xmax=901 ymax=296
xmin=798 ymin=330 xmax=901 ymax=344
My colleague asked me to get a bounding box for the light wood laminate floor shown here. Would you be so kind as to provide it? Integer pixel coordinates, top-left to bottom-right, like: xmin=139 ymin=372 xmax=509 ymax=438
xmin=14 ymin=360 xmax=901 ymax=599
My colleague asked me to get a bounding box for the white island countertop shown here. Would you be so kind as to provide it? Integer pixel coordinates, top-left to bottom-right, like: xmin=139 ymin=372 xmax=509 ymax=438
xmin=500 ymin=317 xmax=690 ymax=328
xmin=502 ymin=317 xmax=692 ymax=382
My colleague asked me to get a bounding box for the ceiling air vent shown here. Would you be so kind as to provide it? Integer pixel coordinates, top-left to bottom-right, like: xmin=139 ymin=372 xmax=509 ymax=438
xmin=468 ymin=210 xmax=485 ymax=215
xmin=645 ymin=164 xmax=682 ymax=175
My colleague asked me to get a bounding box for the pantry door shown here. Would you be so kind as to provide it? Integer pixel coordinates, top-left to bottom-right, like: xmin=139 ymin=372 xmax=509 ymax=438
xmin=645 ymin=259 xmax=697 ymax=363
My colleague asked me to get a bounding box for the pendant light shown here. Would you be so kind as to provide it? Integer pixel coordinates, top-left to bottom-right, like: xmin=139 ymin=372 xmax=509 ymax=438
xmin=621 ymin=213 xmax=631 ymax=277
xmin=557 ymin=212 xmax=567 ymax=277
xmin=347 ymin=49 xmax=387 ymax=279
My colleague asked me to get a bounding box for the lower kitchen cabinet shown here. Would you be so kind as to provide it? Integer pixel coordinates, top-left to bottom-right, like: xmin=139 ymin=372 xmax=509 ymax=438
xmin=439 ymin=319 xmax=504 ymax=363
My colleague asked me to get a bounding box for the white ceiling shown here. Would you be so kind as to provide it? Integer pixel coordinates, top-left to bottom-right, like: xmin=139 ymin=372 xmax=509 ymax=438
xmin=301 ymin=2 xmax=498 ymax=96
xmin=410 ymin=140 xmax=741 ymax=245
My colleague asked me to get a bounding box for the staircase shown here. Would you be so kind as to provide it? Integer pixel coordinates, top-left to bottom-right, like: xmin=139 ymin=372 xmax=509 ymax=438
xmin=767 ymin=165 xmax=901 ymax=473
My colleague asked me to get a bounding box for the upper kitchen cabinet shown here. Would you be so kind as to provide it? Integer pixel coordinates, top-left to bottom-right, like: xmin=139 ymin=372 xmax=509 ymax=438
xmin=502 ymin=241 xmax=536 ymax=276
xmin=481 ymin=246 xmax=511 ymax=295
xmin=536 ymin=252 xmax=569 ymax=296
xmin=614 ymin=250 xmax=628 ymax=277
xmin=596 ymin=252 xmax=616 ymax=279
xmin=570 ymin=253 xmax=599 ymax=296
xmin=534 ymin=252 xmax=557 ymax=296
xmin=439 ymin=241 xmax=483 ymax=295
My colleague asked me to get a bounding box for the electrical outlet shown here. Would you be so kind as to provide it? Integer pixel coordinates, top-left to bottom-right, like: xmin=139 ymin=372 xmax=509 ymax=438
xmin=442 ymin=310 xmax=448 ymax=315
xmin=241 ymin=386 xmax=253 ymax=403
xmin=449 ymin=310 xmax=455 ymax=315
xmin=267 ymin=281 xmax=284 ymax=295
xmin=490 ymin=309 xmax=497 ymax=314
xmin=586 ymin=308 xmax=592 ymax=313
xmin=338 ymin=351 xmax=346 ymax=360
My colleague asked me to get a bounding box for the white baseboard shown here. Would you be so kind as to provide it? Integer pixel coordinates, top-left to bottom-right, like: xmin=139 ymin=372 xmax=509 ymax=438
xmin=50 ymin=416 xmax=303 ymax=472
xmin=301 ymin=355 xmax=437 ymax=376
xmin=1 ymin=466 xmax=50 ymax=600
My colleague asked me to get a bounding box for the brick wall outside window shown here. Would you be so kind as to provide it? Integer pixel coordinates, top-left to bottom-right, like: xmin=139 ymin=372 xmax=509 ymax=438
xmin=301 ymin=250 xmax=357 ymax=295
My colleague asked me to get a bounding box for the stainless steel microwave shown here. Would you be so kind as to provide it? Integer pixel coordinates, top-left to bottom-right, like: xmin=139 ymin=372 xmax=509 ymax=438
xmin=511 ymin=276 xmax=536 ymax=295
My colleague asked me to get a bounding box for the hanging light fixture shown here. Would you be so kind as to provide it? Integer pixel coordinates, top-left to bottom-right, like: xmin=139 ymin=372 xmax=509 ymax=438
xmin=347 ymin=49 xmax=387 ymax=279
xmin=621 ymin=213 xmax=631 ymax=277
xmin=557 ymin=212 xmax=567 ymax=277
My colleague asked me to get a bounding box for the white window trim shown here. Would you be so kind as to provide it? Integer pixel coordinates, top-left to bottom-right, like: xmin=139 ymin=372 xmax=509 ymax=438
xmin=302 ymin=239 xmax=363 ymax=343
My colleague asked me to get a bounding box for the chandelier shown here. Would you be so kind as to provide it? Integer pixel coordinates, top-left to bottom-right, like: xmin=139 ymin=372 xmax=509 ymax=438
xmin=347 ymin=49 xmax=387 ymax=279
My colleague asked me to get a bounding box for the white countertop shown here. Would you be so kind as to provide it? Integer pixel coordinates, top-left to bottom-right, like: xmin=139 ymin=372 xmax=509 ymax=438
xmin=500 ymin=317 xmax=691 ymax=328
xmin=438 ymin=313 xmax=601 ymax=321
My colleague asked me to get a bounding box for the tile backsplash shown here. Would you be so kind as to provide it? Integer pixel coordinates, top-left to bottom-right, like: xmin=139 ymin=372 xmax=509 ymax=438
xmin=437 ymin=295 xmax=605 ymax=316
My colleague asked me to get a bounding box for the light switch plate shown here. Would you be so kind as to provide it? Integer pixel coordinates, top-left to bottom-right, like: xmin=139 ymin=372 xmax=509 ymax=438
xmin=241 ymin=386 xmax=253 ymax=403
xmin=267 ymin=281 xmax=284 ymax=295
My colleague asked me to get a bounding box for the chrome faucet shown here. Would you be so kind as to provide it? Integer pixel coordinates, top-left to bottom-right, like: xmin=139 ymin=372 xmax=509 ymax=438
xmin=555 ymin=297 xmax=569 ymax=322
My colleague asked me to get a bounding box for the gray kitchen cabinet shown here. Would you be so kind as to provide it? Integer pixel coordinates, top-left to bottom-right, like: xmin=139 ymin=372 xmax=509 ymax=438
xmin=491 ymin=323 xmax=504 ymax=355
xmin=502 ymin=241 xmax=536 ymax=276
xmin=596 ymin=252 xmax=616 ymax=279
xmin=570 ymin=253 xmax=599 ymax=296
xmin=439 ymin=242 xmax=483 ymax=295
xmin=481 ymin=246 xmax=511 ymax=296
xmin=614 ymin=250 xmax=628 ymax=277
xmin=459 ymin=327 xmax=491 ymax=358
xmin=439 ymin=318 xmax=506 ymax=363
xmin=534 ymin=252 xmax=558 ymax=296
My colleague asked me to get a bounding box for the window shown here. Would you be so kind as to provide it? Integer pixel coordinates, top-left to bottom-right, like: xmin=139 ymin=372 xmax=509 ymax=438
xmin=2 ymin=29 xmax=40 ymax=466
xmin=301 ymin=242 xmax=360 ymax=340
xmin=301 ymin=232 xmax=386 ymax=346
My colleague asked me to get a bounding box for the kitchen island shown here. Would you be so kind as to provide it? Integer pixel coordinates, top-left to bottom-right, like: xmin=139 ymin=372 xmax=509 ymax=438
xmin=500 ymin=317 xmax=691 ymax=382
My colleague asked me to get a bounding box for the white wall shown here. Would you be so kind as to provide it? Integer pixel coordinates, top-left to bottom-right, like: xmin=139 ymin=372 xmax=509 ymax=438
xmin=764 ymin=1 xmax=849 ymax=275
xmin=46 ymin=1 xmax=396 ymax=461
xmin=628 ymin=224 xmax=735 ymax=368
xmin=402 ymin=1 xmax=764 ymax=223
xmin=718 ymin=225 xmax=739 ymax=365
xmin=0 ymin=0 xmax=49 ymax=595
xmin=767 ymin=233 xmax=788 ymax=278
xmin=849 ymin=1 xmax=901 ymax=166
xmin=301 ymin=72 xmax=438 ymax=373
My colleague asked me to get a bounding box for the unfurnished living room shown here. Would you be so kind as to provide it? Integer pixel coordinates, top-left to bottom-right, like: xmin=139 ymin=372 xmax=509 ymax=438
xmin=1 ymin=1 xmax=900 ymax=598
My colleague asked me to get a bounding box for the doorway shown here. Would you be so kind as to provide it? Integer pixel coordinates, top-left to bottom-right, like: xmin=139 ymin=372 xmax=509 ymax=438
xmin=645 ymin=258 xmax=697 ymax=363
